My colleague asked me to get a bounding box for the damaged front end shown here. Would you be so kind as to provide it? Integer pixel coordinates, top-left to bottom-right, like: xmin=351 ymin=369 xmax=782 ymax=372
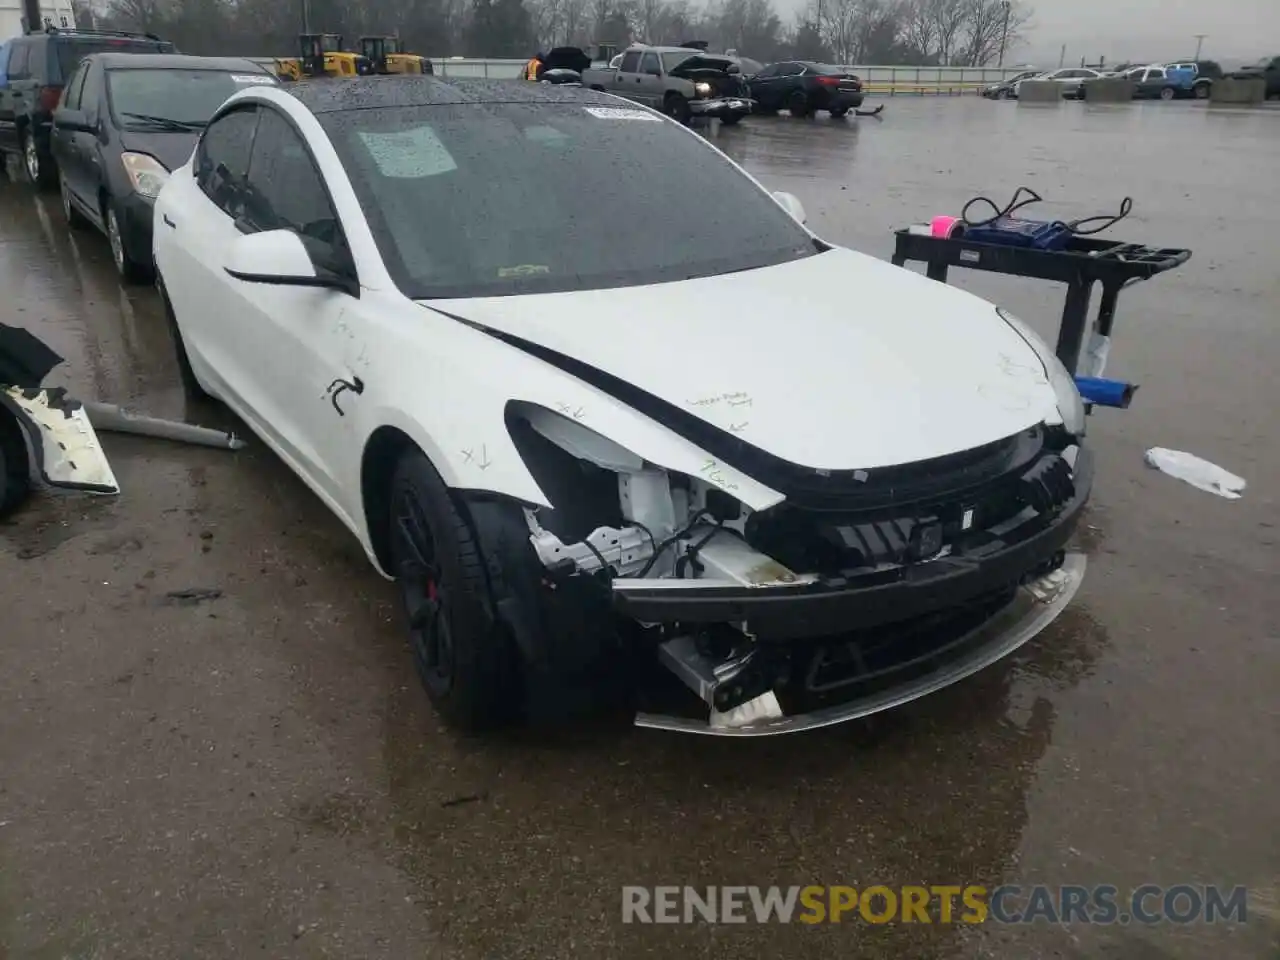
xmin=495 ymin=400 xmax=1089 ymax=736
xmin=670 ymin=55 xmax=755 ymax=120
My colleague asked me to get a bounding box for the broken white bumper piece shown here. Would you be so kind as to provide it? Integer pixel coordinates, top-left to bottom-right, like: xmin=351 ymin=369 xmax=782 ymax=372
xmin=633 ymin=553 xmax=1087 ymax=737
xmin=1 ymin=387 xmax=119 ymax=495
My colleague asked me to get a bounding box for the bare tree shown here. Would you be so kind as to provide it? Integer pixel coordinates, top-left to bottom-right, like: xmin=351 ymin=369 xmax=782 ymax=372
xmin=957 ymin=0 xmax=1028 ymax=65
xmin=898 ymin=0 xmax=937 ymax=60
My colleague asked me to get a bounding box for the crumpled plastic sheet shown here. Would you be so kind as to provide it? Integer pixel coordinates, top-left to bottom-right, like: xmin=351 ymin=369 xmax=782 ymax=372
xmin=1144 ymin=448 xmax=1247 ymax=500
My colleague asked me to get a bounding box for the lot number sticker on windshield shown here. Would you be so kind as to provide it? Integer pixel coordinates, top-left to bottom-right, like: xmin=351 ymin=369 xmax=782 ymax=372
xmin=231 ymin=74 xmax=276 ymax=84
xmin=583 ymin=106 xmax=661 ymax=121
xmin=357 ymin=126 xmax=457 ymax=178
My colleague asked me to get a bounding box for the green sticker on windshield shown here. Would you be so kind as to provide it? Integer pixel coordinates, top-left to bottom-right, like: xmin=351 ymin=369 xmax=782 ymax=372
xmin=356 ymin=126 xmax=457 ymax=178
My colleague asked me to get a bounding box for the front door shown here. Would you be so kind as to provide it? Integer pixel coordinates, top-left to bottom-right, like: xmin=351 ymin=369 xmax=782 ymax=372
xmin=636 ymin=51 xmax=664 ymax=107
xmin=227 ymin=105 xmax=362 ymax=506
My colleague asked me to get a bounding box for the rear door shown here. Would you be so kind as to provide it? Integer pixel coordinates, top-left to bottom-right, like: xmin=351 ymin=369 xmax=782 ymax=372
xmin=0 ymin=41 xmax=36 ymax=155
xmin=50 ymin=58 xmax=89 ymax=204
xmin=612 ymin=49 xmax=643 ymax=102
xmin=0 ymin=41 xmax=13 ymax=153
xmin=747 ymin=63 xmax=782 ymax=108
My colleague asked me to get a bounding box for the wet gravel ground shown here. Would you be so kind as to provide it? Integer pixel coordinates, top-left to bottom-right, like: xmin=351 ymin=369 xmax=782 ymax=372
xmin=1 ymin=96 xmax=1277 ymax=959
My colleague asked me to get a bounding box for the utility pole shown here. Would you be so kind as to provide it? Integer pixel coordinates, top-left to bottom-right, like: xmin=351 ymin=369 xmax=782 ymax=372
xmin=1193 ymin=34 xmax=1206 ymax=59
xmin=21 ymin=0 xmax=42 ymax=33
xmin=1058 ymin=44 xmax=1066 ymax=68
xmin=997 ymin=0 xmax=1011 ymax=67
xmin=301 ymin=0 xmax=311 ymax=33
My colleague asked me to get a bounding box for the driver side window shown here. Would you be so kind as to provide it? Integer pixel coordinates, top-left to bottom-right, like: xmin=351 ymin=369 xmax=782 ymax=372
xmin=243 ymin=107 xmax=353 ymax=278
xmin=640 ymin=52 xmax=660 ymax=76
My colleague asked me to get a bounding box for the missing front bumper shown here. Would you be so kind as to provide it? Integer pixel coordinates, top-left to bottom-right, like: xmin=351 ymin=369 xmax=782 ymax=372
xmin=634 ymin=551 xmax=1086 ymax=736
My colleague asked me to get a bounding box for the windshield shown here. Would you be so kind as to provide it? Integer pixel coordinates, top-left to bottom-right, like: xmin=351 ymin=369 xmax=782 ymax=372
xmin=107 ymin=68 xmax=274 ymax=129
xmin=660 ymin=51 xmax=695 ymax=72
xmin=320 ymin=102 xmax=816 ymax=299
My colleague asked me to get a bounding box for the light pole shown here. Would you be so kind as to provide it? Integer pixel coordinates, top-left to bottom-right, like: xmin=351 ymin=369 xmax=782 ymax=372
xmin=997 ymin=0 xmax=1012 ymax=67
xmin=1193 ymin=34 xmax=1206 ymax=59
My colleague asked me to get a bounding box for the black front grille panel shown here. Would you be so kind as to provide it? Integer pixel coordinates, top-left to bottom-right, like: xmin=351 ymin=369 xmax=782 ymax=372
xmin=773 ymin=582 xmax=1022 ymax=715
xmin=745 ymin=440 xmax=1076 ymax=578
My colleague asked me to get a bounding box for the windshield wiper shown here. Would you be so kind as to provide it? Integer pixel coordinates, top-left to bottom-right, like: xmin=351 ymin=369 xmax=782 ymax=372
xmin=120 ymin=112 xmax=205 ymax=132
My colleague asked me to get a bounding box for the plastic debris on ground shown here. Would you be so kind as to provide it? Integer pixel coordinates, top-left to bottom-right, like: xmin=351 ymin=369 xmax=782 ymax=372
xmin=1143 ymin=448 xmax=1247 ymax=500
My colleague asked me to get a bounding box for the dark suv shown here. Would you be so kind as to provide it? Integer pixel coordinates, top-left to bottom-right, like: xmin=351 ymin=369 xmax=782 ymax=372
xmin=0 ymin=27 xmax=174 ymax=188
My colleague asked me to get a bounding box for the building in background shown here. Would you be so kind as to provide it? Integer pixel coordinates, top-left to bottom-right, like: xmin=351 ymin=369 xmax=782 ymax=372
xmin=1 ymin=0 xmax=79 ymax=41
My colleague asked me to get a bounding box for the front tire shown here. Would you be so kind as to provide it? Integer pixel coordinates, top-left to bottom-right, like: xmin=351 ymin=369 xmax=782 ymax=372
xmin=1194 ymin=82 xmax=1210 ymax=99
xmin=106 ymin=201 xmax=151 ymax=284
xmin=720 ymin=113 xmax=742 ymax=125
xmin=1159 ymin=86 xmax=1175 ymax=100
xmin=829 ymin=106 xmax=849 ymax=118
xmin=389 ymin=448 xmax=520 ymax=732
xmin=663 ymin=93 xmax=691 ymax=124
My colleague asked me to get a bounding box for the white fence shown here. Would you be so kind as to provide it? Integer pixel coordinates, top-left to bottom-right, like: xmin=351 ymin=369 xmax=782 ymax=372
xmin=425 ymin=58 xmax=1032 ymax=93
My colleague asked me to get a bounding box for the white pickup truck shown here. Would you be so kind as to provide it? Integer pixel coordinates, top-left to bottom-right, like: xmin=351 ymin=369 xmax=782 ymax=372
xmin=581 ymin=44 xmax=753 ymax=124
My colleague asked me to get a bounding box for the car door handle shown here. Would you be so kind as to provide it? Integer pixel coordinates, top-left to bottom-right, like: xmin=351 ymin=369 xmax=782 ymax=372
xmin=162 ymin=214 xmax=176 ymax=229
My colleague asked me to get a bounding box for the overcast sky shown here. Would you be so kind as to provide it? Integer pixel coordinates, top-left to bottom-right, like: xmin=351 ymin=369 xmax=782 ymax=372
xmin=1009 ymin=0 xmax=1280 ymax=67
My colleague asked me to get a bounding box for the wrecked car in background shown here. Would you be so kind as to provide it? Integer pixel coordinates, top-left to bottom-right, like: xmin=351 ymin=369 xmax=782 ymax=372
xmin=581 ymin=43 xmax=753 ymax=124
xmin=0 ymin=323 xmax=119 ymax=518
xmin=152 ymin=77 xmax=1090 ymax=736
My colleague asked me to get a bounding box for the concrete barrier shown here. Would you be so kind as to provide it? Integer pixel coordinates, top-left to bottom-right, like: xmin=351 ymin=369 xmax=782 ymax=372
xmin=1018 ymin=80 xmax=1062 ymax=103
xmin=1082 ymin=78 xmax=1136 ymax=102
xmin=1211 ymin=77 xmax=1266 ymax=104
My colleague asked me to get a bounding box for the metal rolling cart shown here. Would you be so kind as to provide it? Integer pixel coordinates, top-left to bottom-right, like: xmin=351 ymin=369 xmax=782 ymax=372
xmin=889 ymin=231 xmax=1192 ymax=380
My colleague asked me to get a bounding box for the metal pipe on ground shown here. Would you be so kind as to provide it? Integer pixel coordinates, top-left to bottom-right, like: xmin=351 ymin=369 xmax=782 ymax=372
xmin=83 ymin=403 xmax=247 ymax=450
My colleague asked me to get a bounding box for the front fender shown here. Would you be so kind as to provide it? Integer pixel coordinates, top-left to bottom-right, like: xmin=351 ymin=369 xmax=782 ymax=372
xmin=361 ymin=309 xmax=784 ymax=513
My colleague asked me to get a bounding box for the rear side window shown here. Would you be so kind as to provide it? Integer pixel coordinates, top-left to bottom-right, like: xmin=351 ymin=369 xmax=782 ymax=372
xmin=8 ymin=43 xmax=31 ymax=81
xmin=0 ymin=42 xmax=10 ymax=85
xmin=195 ymin=106 xmax=258 ymax=218
xmin=54 ymin=39 xmax=174 ymax=82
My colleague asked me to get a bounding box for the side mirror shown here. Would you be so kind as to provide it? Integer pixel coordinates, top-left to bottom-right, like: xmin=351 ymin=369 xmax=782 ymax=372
xmin=772 ymin=190 xmax=806 ymax=225
xmin=224 ymin=228 xmax=352 ymax=293
xmin=54 ymin=110 xmax=91 ymax=133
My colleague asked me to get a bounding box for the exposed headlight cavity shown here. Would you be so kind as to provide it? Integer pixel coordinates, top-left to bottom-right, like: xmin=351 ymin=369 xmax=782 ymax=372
xmin=694 ymin=81 xmax=713 ymax=97
xmin=996 ymin=307 xmax=1086 ymax=436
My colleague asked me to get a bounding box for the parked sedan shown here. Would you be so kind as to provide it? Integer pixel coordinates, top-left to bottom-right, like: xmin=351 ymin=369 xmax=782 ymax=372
xmin=747 ymin=60 xmax=864 ymax=117
xmin=52 ymin=52 xmax=277 ymax=282
xmin=981 ymin=69 xmax=1041 ymax=99
xmin=153 ymin=77 xmax=1090 ymax=737
xmin=1013 ymin=67 xmax=1104 ymax=99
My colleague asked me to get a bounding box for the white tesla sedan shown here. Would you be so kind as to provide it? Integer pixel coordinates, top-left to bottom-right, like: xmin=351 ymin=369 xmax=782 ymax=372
xmin=153 ymin=77 xmax=1090 ymax=736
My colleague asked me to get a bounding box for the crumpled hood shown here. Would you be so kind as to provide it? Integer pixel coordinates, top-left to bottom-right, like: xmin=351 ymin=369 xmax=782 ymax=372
xmin=423 ymin=247 xmax=1059 ymax=471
